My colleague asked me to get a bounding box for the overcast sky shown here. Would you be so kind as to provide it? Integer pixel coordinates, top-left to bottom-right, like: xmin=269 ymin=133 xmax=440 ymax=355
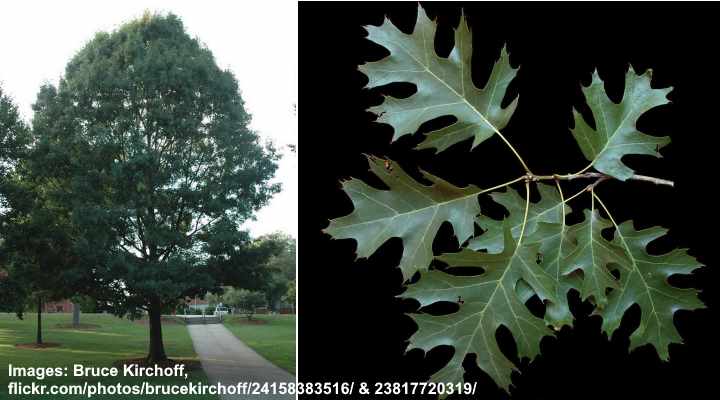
xmin=0 ymin=0 xmax=297 ymax=238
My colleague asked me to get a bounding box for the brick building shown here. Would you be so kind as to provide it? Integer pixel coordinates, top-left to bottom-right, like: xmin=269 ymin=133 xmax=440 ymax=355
xmin=43 ymin=299 xmax=74 ymax=313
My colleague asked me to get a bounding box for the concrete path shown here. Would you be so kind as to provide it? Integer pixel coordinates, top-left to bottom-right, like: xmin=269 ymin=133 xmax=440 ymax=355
xmin=187 ymin=324 xmax=295 ymax=400
xmin=176 ymin=315 xmax=222 ymax=324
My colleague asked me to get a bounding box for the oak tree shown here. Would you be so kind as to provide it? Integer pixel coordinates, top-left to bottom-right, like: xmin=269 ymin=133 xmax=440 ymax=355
xmin=31 ymin=13 xmax=281 ymax=362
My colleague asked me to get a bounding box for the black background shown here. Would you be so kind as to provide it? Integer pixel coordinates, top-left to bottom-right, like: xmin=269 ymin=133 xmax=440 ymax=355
xmin=298 ymin=2 xmax=718 ymax=399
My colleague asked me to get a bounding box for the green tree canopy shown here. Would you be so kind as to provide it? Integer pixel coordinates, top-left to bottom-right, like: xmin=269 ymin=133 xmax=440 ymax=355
xmin=257 ymin=232 xmax=295 ymax=310
xmin=283 ymin=279 xmax=296 ymax=309
xmin=224 ymin=287 xmax=266 ymax=320
xmin=0 ymin=87 xmax=28 ymax=318
xmin=1 ymin=86 xmax=83 ymax=343
xmin=1 ymin=86 xmax=29 ymax=212
xmin=0 ymin=86 xmax=29 ymax=179
xmin=30 ymin=13 xmax=281 ymax=362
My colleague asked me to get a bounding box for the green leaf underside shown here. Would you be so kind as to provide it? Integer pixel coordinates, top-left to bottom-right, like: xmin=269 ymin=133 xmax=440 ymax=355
xmin=601 ymin=221 xmax=703 ymax=360
xmin=398 ymin=212 xmax=704 ymax=391
xmin=323 ymin=155 xmax=482 ymax=281
xmin=361 ymin=5 xmax=518 ymax=152
xmin=327 ymin=5 xmax=709 ymax=392
xmin=400 ymin=227 xmax=556 ymax=390
xmin=479 ymin=187 xmax=575 ymax=327
xmin=527 ymin=222 xmax=579 ymax=328
xmin=470 ymin=183 xmax=570 ymax=254
xmin=562 ymin=209 xmax=626 ymax=308
xmin=329 ymin=161 xmax=706 ymax=390
xmin=571 ymin=68 xmax=672 ymax=180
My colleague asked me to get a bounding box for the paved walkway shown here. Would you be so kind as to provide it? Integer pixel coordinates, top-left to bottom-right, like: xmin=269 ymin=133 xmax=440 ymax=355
xmin=176 ymin=315 xmax=222 ymax=324
xmin=187 ymin=324 xmax=295 ymax=400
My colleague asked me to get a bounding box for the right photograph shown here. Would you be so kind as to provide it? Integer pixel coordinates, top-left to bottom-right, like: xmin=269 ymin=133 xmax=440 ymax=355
xmin=299 ymin=2 xmax=717 ymax=399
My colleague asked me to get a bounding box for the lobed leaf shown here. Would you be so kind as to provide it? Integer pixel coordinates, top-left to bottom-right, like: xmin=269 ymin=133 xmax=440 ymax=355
xmin=401 ymin=226 xmax=556 ymax=390
xmin=324 ymin=155 xmax=482 ymax=281
xmin=571 ymin=67 xmax=672 ymax=180
xmin=526 ymin=221 xmax=579 ymax=328
xmin=600 ymin=221 xmax=704 ymax=360
xmin=361 ymin=5 xmax=519 ymax=152
xmin=328 ymin=5 xmax=709 ymax=393
xmin=562 ymin=209 xmax=626 ymax=308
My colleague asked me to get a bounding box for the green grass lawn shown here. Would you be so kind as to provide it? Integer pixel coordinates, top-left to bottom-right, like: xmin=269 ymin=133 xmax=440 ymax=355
xmin=223 ymin=314 xmax=296 ymax=375
xmin=0 ymin=313 xmax=218 ymax=399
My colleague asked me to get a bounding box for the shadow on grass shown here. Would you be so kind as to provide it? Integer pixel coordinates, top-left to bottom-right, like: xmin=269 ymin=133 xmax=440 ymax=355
xmin=14 ymin=342 xmax=61 ymax=349
xmin=54 ymin=323 xmax=102 ymax=330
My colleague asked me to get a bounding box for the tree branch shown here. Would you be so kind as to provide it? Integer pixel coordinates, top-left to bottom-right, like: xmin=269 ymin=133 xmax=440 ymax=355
xmin=533 ymin=172 xmax=674 ymax=187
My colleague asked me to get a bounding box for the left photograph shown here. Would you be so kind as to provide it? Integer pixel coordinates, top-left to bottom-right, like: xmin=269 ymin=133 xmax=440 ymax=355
xmin=0 ymin=1 xmax=297 ymax=399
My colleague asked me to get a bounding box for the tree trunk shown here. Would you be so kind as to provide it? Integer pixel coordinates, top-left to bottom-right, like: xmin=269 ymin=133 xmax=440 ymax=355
xmin=146 ymin=300 xmax=167 ymax=363
xmin=36 ymin=295 xmax=43 ymax=345
xmin=72 ymin=303 xmax=80 ymax=327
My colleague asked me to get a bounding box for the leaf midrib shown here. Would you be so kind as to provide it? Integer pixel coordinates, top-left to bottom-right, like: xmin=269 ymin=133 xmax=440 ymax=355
xmin=587 ymin=85 xmax=643 ymax=167
xmin=420 ymin=245 xmax=536 ymax=383
xmin=331 ymin=188 xmax=478 ymax=231
xmin=476 ymin=199 xmax=565 ymax=249
xmin=610 ymin=230 xmax=662 ymax=331
xmin=384 ymin=35 xmax=502 ymax=137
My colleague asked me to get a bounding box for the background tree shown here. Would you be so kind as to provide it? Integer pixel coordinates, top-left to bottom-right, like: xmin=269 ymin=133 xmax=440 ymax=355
xmin=1 ymin=87 xmax=66 ymax=343
xmin=69 ymin=294 xmax=99 ymax=326
xmin=0 ymin=176 xmax=82 ymax=345
xmin=30 ymin=13 xmax=281 ymax=362
xmin=1 ymin=83 xmax=108 ymax=346
xmin=224 ymin=288 xmax=266 ymax=320
xmin=283 ymin=279 xmax=296 ymax=312
xmin=75 ymin=295 xmax=99 ymax=312
xmin=263 ymin=274 xmax=288 ymax=312
xmin=0 ymin=86 xmax=29 ymax=184
xmin=258 ymin=232 xmax=295 ymax=310
xmin=205 ymin=292 xmax=221 ymax=310
xmin=0 ymin=270 xmax=28 ymax=318
xmin=0 ymin=86 xmax=29 ymax=318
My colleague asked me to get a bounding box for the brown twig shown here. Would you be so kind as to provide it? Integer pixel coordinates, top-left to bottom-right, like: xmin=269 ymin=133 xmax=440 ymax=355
xmin=531 ymin=172 xmax=674 ymax=187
